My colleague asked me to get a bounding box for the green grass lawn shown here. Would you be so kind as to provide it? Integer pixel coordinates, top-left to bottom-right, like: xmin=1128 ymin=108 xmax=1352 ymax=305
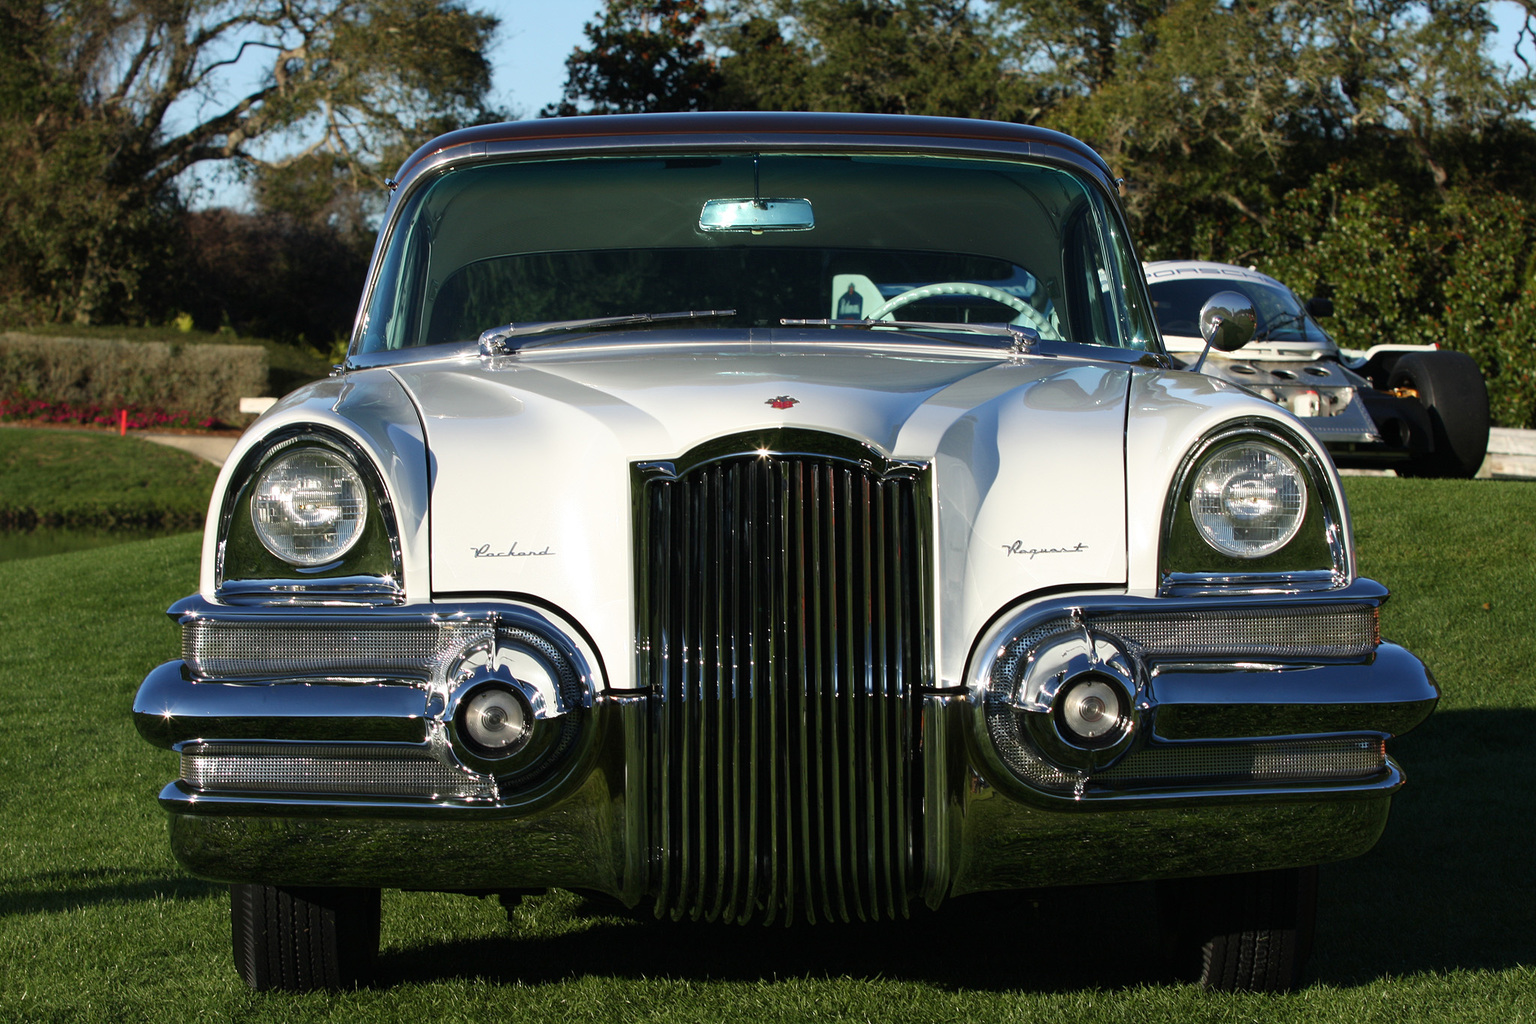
xmin=0 ymin=478 xmax=1532 ymax=1022
xmin=0 ymin=427 xmax=219 ymax=533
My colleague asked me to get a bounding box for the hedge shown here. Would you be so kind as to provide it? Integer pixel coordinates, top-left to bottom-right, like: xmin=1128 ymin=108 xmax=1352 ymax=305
xmin=0 ymin=333 xmax=267 ymax=425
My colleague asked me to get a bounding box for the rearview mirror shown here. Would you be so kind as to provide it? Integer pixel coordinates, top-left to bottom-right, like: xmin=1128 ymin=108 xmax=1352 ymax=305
xmin=699 ymin=198 xmax=815 ymax=232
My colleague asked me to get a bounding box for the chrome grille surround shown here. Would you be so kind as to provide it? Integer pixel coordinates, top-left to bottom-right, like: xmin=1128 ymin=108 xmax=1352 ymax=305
xmin=635 ymin=430 xmax=932 ymax=925
xmin=977 ymin=590 xmax=1393 ymax=798
xmin=152 ymin=599 xmax=602 ymax=804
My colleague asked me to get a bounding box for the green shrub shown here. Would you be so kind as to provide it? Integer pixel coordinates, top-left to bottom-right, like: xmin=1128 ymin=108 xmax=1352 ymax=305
xmin=0 ymin=333 xmax=266 ymax=424
xmin=1227 ymin=168 xmax=1536 ymax=429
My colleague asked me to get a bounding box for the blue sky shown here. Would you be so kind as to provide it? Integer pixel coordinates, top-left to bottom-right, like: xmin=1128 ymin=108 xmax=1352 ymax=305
xmin=480 ymin=1 xmax=604 ymax=118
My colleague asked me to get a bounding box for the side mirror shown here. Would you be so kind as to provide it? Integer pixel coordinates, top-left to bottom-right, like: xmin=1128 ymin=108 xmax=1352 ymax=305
xmin=1191 ymin=291 xmax=1257 ymax=372
xmin=1306 ymin=296 xmax=1334 ymax=319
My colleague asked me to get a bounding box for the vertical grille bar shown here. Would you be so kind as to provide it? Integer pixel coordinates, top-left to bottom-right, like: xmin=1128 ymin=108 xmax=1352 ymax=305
xmin=638 ymin=434 xmax=929 ymax=925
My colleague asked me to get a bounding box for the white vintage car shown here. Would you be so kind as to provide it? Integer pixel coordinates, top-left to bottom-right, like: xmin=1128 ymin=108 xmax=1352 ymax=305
xmin=134 ymin=113 xmax=1437 ymax=994
xmin=1145 ymin=260 xmax=1491 ymax=477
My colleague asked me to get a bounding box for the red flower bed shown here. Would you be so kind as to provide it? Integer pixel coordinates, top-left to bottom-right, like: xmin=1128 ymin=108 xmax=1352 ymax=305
xmin=0 ymin=395 xmax=220 ymax=430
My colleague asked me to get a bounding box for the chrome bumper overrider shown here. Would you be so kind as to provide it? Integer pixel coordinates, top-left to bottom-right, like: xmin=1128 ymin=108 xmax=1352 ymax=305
xmin=136 ymin=582 xmax=1436 ymax=909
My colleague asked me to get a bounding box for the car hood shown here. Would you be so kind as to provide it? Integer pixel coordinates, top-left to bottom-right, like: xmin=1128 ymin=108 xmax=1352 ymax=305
xmin=387 ymin=339 xmax=1133 ymax=688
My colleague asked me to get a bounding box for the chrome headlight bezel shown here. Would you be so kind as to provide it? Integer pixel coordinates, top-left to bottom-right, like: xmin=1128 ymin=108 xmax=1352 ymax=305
xmin=1160 ymin=421 xmax=1348 ymax=594
xmin=216 ymin=429 xmax=403 ymax=603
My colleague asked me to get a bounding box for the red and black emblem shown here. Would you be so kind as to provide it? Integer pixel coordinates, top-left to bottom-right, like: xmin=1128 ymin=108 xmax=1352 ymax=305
xmin=766 ymin=396 xmax=798 ymax=410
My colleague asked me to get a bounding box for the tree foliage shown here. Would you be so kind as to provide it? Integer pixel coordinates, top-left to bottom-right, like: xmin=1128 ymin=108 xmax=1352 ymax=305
xmin=709 ymin=0 xmax=1037 ymax=119
xmin=0 ymin=0 xmax=499 ymax=325
xmin=543 ymin=0 xmax=723 ymax=116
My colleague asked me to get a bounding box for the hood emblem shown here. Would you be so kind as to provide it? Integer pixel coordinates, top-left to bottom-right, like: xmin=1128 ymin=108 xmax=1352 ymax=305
xmin=766 ymin=395 xmax=799 ymax=410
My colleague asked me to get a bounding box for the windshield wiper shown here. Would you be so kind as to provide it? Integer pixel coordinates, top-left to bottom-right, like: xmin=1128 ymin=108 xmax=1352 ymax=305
xmin=1251 ymin=312 xmax=1305 ymax=342
xmin=479 ymin=309 xmax=737 ymax=355
xmin=780 ymin=317 xmax=1039 ymax=354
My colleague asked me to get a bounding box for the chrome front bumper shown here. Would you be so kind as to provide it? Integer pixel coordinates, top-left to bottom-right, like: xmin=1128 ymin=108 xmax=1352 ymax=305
xmin=136 ymin=583 xmax=1437 ymax=911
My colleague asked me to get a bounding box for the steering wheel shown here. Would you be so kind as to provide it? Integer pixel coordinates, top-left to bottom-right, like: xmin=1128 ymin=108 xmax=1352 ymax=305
xmin=869 ymin=281 xmax=1060 ymax=339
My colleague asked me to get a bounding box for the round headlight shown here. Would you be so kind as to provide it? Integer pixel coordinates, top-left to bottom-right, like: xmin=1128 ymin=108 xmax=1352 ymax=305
xmin=250 ymin=447 xmax=368 ymax=566
xmin=1189 ymin=441 xmax=1306 ymax=558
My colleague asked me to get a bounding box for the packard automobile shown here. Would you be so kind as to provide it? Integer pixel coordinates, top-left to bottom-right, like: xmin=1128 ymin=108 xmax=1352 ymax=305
xmin=134 ymin=113 xmax=1437 ymax=993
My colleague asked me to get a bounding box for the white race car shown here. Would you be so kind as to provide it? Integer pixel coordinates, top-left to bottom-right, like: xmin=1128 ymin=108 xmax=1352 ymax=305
xmin=1146 ymin=260 xmax=1490 ymax=477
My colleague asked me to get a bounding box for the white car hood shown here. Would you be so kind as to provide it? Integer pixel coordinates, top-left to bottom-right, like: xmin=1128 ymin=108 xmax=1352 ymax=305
xmin=389 ymin=342 xmax=1132 ymax=688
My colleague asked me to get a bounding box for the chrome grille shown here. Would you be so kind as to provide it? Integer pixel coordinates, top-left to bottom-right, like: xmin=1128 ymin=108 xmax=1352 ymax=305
xmin=987 ymin=722 xmax=1387 ymax=792
xmin=183 ymin=619 xmax=490 ymax=681
xmin=1097 ymin=604 xmax=1379 ymax=660
xmin=180 ymin=741 xmax=490 ymax=799
xmin=637 ymin=436 xmax=930 ymax=925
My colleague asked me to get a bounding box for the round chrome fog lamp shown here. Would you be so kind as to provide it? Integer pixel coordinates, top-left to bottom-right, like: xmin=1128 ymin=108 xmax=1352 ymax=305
xmin=436 ymin=630 xmax=592 ymax=781
xmin=1008 ymin=625 xmax=1141 ymax=772
xmin=460 ymin=686 xmax=531 ymax=756
xmin=1054 ymin=675 xmax=1129 ymax=748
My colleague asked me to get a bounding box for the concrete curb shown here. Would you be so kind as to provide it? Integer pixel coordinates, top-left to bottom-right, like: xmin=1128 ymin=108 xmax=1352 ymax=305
xmin=138 ymin=432 xmax=239 ymax=467
xmin=1481 ymin=427 xmax=1536 ymax=480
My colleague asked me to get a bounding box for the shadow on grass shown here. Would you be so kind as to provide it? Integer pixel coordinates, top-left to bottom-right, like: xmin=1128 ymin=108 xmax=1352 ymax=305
xmin=376 ymin=884 xmax=1169 ymax=993
xmin=1308 ymin=706 xmax=1536 ymax=984
xmin=0 ymin=869 xmax=221 ymax=918
xmin=363 ymin=707 xmax=1535 ymax=993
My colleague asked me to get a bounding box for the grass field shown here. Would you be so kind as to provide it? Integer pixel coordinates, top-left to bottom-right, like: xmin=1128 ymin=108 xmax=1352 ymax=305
xmin=0 ymin=428 xmax=219 ymax=533
xmin=0 ymin=478 xmax=1532 ymax=1022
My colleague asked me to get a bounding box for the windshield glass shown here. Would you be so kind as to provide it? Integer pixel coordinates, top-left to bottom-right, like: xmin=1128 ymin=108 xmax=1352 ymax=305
xmin=1146 ymin=276 xmax=1331 ymax=345
xmin=358 ymin=152 xmax=1155 ymax=353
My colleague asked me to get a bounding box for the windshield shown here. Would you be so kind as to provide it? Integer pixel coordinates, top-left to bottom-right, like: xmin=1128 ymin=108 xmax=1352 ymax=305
xmin=1146 ymin=275 xmax=1331 ymax=345
xmin=358 ymin=152 xmax=1156 ymax=353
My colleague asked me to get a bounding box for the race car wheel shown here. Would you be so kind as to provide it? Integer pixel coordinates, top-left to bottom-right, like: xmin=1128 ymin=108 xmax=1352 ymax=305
xmin=1387 ymin=351 xmax=1490 ymax=478
xmin=232 ymin=884 xmax=381 ymax=991
xmin=1156 ymin=865 xmax=1318 ymax=992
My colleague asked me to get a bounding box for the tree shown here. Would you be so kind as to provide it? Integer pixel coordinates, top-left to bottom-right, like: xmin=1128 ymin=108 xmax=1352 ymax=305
xmin=1000 ymin=0 xmax=1533 ymax=253
xmin=543 ymin=0 xmax=724 ymax=116
xmin=547 ymin=0 xmax=1038 ymax=121
xmin=710 ymin=0 xmax=1037 ymax=120
xmin=0 ymin=0 xmax=499 ymax=325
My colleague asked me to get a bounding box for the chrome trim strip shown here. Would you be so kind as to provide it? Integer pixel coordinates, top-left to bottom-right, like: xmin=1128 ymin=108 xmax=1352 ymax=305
xmin=134 ymin=660 xmax=429 ymax=747
xmin=216 ymin=576 xmax=404 ymax=606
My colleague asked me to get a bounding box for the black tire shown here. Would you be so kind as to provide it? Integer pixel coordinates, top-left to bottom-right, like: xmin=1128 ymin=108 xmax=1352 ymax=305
xmin=1387 ymin=351 xmax=1490 ymax=478
xmin=231 ymin=884 xmax=381 ymax=992
xmin=1155 ymin=866 xmax=1318 ymax=993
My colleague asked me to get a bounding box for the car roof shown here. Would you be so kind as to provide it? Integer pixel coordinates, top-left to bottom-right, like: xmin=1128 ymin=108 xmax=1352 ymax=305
xmin=1144 ymin=260 xmax=1289 ymax=291
xmin=391 ymin=111 xmax=1118 ymax=193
